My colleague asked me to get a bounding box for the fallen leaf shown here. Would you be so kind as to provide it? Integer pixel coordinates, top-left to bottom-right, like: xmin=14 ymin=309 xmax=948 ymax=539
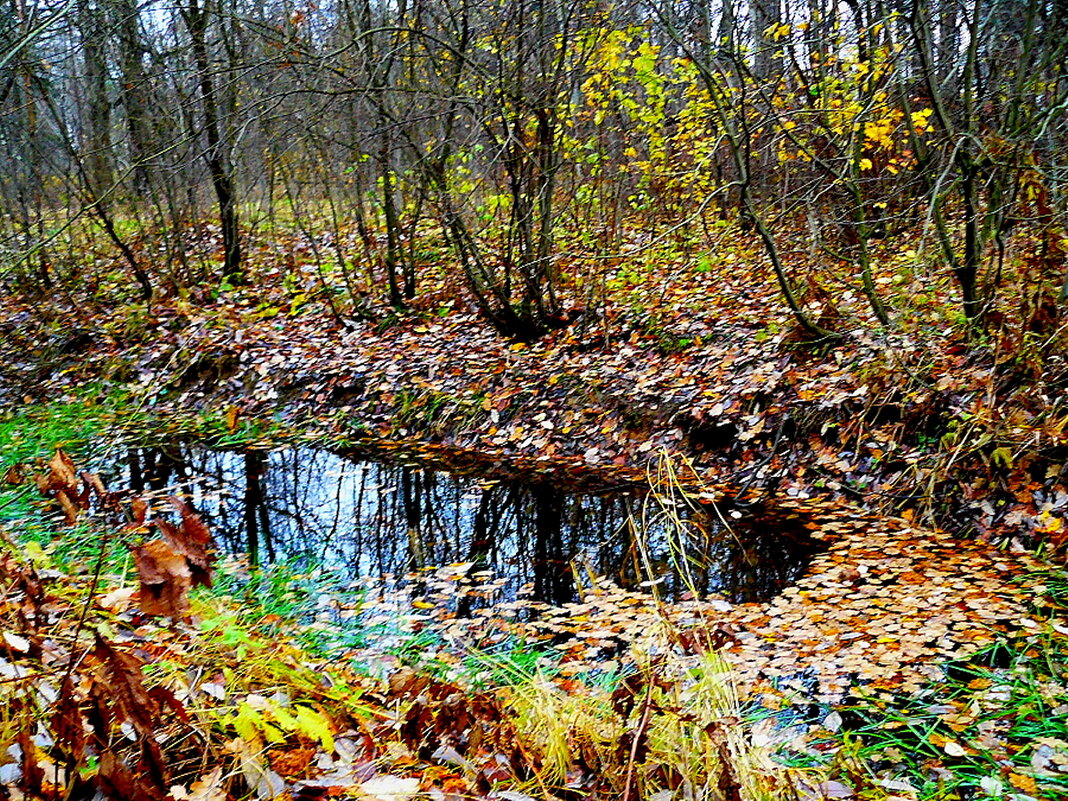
xmin=97 ymin=586 xmax=138 ymax=613
xmin=232 ymin=738 xmax=287 ymax=800
xmin=812 ymin=780 xmax=853 ymax=799
xmin=133 ymin=539 xmax=193 ymax=619
xmin=942 ymin=740 xmax=966 ymax=757
xmin=2 ymin=631 xmax=31 ymax=653
xmin=360 ymin=775 xmax=421 ymax=801
xmin=169 ymin=767 xmax=227 ymax=801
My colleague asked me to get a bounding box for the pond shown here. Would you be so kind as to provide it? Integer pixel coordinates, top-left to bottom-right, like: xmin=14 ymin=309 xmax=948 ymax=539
xmin=102 ymin=443 xmax=825 ymax=605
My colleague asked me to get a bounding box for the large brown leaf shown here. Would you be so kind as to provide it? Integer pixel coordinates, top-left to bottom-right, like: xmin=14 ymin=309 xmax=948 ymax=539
xmin=92 ymin=637 xmax=171 ymax=792
xmin=130 ymin=497 xmax=149 ymax=527
xmin=47 ymin=449 xmax=78 ymax=493
xmin=55 ymin=489 xmax=81 ymax=525
xmin=32 ymin=450 xmax=93 ymax=524
xmin=132 ymin=538 xmax=193 ymax=619
xmin=80 ymin=470 xmax=114 ymax=510
xmin=93 ymin=635 xmax=160 ymax=739
xmin=169 ymin=496 xmax=212 ymax=546
xmin=149 ymin=497 xmax=216 ymax=588
xmin=50 ymin=677 xmax=86 ymax=757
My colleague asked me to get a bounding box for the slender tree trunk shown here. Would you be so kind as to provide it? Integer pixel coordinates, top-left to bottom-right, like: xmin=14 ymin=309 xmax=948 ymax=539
xmin=78 ymin=0 xmax=112 ymax=200
xmin=379 ymin=123 xmax=404 ymax=307
xmin=113 ymin=0 xmax=152 ymax=194
xmin=243 ymin=451 xmax=261 ymax=568
xmin=750 ymin=0 xmax=781 ymax=80
xmin=182 ymin=0 xmax=243 ymax=284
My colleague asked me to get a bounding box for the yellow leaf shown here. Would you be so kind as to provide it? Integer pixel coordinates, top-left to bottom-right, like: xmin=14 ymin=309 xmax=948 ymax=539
xmin=233 ymin=703 xmax=269 ymax=744
xmin=268 ymin=703 xmax=299 ymax=733
xmin=1009 ymin=773 xmax=1039 ymax=795
xmin=294 ymin=705 xmax=335 ymax=752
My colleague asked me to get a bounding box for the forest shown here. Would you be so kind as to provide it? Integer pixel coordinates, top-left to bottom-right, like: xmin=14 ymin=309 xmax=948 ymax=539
xmin=1 ymin=0 xmax=1067 ymax=798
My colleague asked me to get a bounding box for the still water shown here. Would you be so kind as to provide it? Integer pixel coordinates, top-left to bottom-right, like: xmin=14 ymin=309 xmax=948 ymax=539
xmin=107 ymin=444 xmax=823 ymax=604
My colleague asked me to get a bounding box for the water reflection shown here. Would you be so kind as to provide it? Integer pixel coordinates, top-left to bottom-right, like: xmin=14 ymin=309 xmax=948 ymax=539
xmin=112 ymin=444 xmax=823 ymax=604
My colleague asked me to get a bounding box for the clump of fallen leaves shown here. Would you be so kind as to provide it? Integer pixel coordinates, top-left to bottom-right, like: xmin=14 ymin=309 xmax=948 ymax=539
xmin=11 ymin=448 xmax=117 ymax=525
xmin=0 ymin=540 xmax=192 ymax=800
xmin=818 ymin=568 xmax=1068 ymax=800
xmin=132 ymin=496 xmax=216 ymax=619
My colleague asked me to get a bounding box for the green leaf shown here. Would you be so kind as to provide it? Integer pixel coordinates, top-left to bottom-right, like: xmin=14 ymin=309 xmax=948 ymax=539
xmin=991 ymin=447 xmax=1014 ymax=469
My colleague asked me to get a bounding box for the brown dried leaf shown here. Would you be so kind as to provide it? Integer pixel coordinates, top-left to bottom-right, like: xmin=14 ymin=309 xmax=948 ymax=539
xmin=50 ymin=677 xmax=86 ymax=757
xmin=133 ymin=539 xmax=193 ymax=619
xmin=81 ymin=471 xmax=111 ymax=507
xmin=0 ymin=552 xmax=44 ymax=608
xmin=169 ymin=496 xmax=213 ymax=545
xmin=93 ymin=635 xmax=159 ymax=739
xmin=97 ymin=750 xmax=165 ymax=801
xmin=148 ymin=685 xmax=190 ymax=723
xmin=48 ymin=449 xmax=78 ymax=492
xmin=2 ymin=463 xmax=25 ymax=485
xmin=161 ymin=496 xmax=215 ymax=587
xmin=56 ymin=489 xmax=80 ymax=525
xmin=130 ymin=497 xmax=149 ymax=527
xmin=174 ymin=767 xmax=228 ymax=801
xmin=388 ymin=666 xmax=430 ymax=699
xmin=97 ymin=586 xmax=138 ymax=613
xmin=33 ymin=450 xmax=88 ymax=523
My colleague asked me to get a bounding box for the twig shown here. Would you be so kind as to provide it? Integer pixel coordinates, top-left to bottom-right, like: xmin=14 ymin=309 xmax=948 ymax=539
xmin=734 ymin=416 xmax=788 ymax=505
xmin=621 ymin=670 xmax=656 ymax=801
xmin=59 ymin=536 xmax=110 ymax=689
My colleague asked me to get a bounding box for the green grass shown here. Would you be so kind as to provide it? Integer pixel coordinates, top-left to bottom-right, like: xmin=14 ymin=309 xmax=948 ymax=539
xmin=824 ymin=569 xmax=1068 ymax=799
xmin=0 ymin=387 xmax=129 ymax=544
xmin=0 ymin=389 xmax=118 ymax=465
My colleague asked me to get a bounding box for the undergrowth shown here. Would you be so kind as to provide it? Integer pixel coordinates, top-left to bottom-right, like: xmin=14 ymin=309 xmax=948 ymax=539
xmin=8 ymin=395 xmax=1065 ymax=799
xmin=0 ymin=397 xmax=817 ymax=799
xmin=822 ymin=568 xmax=1068 ymax=799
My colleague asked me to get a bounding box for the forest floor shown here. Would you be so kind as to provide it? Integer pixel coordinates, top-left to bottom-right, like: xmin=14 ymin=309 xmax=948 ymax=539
xmin=1 ymin=224 xmax=1068 ymax=799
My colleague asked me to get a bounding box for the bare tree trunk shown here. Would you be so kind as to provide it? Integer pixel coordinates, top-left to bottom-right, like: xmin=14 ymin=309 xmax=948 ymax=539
xmin=78 ymin=0 xmax=112 ymax=200
xmin=182 ymin=0 xmax=243 ymax=284
xmin=112 ymin=0 xmax=152 ymax=194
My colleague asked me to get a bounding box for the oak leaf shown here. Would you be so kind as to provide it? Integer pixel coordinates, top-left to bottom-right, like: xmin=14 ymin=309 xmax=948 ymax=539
xmin=156 ymin=496 xmax=215 ymax=588
xmin=133 ymin=539 xmax=193 ymax=619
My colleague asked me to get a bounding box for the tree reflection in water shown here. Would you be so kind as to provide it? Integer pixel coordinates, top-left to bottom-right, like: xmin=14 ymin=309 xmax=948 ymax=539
xmin=117 ymin=444 xmax=824 ymax=604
